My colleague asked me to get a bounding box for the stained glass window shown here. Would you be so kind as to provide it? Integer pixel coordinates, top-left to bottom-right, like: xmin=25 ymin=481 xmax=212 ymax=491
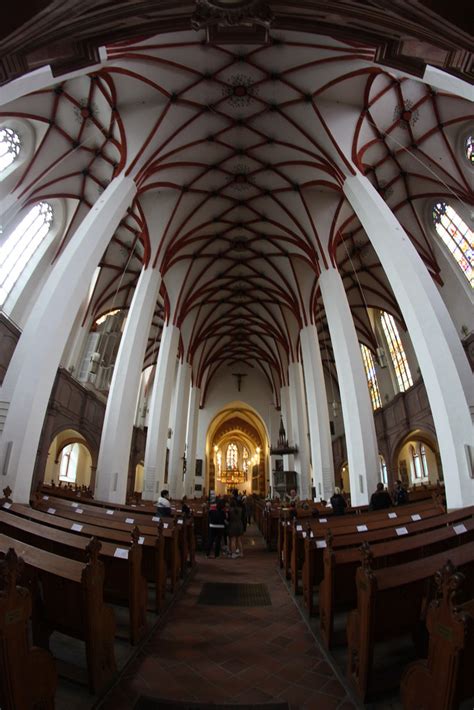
xmin=432 ymin=202 xmax=473 ymax=288
xmin=466 ymin=135 xmax=474 ymax=165
xmin=0 ymin=202 xmax=53 ymax=306
xmin=360 ymin=343 xmax=382 ymax=410
xmin=242 ymin=446 xmax=249 ymax=474
xmin=0 ymin=127 xmax=21 ymax=173
xmin=226 ymin=442 xmax=238 ymax=470
xmin=380 ymin=311 xmax=413 ymax=392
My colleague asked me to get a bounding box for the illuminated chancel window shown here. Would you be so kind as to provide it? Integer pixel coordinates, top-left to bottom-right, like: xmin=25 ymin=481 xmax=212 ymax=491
xmin=0 ymin=127 xmax=21 ymax=173
xmin=360 ymin=343 xmax=382 ymax=410
xmin=380 ymin=311 xmax=413 ymax=393
xmin=466 ymin=135 xmax=474 ymax=165
xmin=226 ymin=442 xmax=238 ymax=470
xmin=242 ymin=446 xmax=249 ymax=474
xmin=0 ymin=202 xmax=53 ymax=307
xmin=216 ymin=450 xmax=222 ymax=476
xmin=432 ymin=202 xmax=473 ymax=288
xmin=59 ymin=443 xmax=79 ymax=482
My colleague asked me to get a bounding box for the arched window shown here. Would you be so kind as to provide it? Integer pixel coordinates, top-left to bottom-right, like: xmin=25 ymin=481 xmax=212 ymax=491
xmin=226 ymin=442 xmax=238 ymax=470
xmin=360 ymin=343 xmax=382 ymax=410
xmin=420 ymin=444 xmax=429 ymax=478
xmin=0 ymin=127 xmax=21 ymax=173
xmin=0 ymin=202 xmax=53 ymax=306
xmin=59 ymin=443 xmax=79 ymax=482
xmin=410 ymin=444 xmax=423 ymax=480
xmin=466 ymin=135 xmax=474 ymax=165
xmin=380 ymin=311 xmax=413 ymax=392
xmin=432 ymin=202 xmax=473 ymax=288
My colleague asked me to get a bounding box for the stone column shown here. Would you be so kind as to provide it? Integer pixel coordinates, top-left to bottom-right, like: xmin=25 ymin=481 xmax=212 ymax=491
xmin=168 ymin=361 xmax=192 ymax=500
xmin=142 ymin=323 xmax=180 ymax=500
xmin=279 ymin=385 xmax=295 ymax=472
xmin=94 ymin=266 xmax=162 ymax=503
xmin=288 ymin=361 xmax=312 ymax=499
xmin=185 ymin=386 xmax=200 ymax=498
xmin=0 ymin=175 xmax=137 ymax=502
xmin=300 ymin=324 xmax=335 ymax=500
xmin=344 ymin=172 xmax=474 ymax=509
xmin=319 ymin=267 xmax=379 ymax=506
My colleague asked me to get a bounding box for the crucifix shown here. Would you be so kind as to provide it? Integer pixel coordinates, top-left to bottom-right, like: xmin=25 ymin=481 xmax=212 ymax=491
xmin=232 ymin=373 xmax=247 ymax=392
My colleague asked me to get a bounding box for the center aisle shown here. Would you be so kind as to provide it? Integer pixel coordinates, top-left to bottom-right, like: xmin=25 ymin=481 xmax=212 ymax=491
xmin=100 ymin=523 xmax=356 ymax=710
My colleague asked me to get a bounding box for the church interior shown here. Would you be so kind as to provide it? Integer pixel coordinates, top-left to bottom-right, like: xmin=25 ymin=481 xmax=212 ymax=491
xmin=0 ymin=1 xmax=473 ymax=708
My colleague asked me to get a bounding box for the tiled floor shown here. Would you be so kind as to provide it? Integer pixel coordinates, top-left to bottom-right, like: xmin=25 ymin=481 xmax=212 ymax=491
xmin=99 ymin=524 xmax=358 ymax=709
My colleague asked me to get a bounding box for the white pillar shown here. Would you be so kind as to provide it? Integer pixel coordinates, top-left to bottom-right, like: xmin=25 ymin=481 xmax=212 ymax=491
xmin=280 ymin=385 xmax=295 ymax=471
xmin=168 ymin=361 xmax=192 ymax=500
xmin=288 ymin=362 xmax=312 ymax=499
xmin=94 ymin=266 xmax=162 ymax=503
xmin=344 ymin=172 xmax=474 ymax=509
xmin=185 ymin=386 xmax=200 ymax=498
xmin=142 ymin=323 xmax=180 ymax=500
xmin=300 ymin=325 xmax=335 ymax=500
xmin=319 ymin=267 xmax=379 ymax=506
xmin=0 ymin=175 xmax=137 ymax=502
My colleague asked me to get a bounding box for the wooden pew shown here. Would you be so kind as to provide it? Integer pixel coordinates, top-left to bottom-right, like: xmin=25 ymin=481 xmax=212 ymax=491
xmin=0 ymin=533 xmax=116 ymax=694
xmin=0 ymin=510 xmax=147 ymax=644
xmin=302 ymin=506 xmax=474 ymax=618
xmin=346 ymin=539 xmax=474 ymax=701
xmin=291 ymin=501 xmax=444 ymax=595
xmin=0 ymin=548 xmax=57 ymax=710
xmin=319 ymin=515 xmax=474 ymax=649
xmin=3 ymin=501 xmax=166 ymax=613
xmin=400 ymin=560 xmax=474 ymax=710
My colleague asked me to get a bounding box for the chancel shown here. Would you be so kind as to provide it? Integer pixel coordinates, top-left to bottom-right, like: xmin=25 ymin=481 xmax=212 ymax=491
xmin=0 ymin=1 xmax=473 ymax=708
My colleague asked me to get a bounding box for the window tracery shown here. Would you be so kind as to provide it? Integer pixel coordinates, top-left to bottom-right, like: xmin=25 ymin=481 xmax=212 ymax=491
xmin=226 ymin=442 xmax=238 ymax=470
xmin=379 ymin=311 xmax=413 ymax=393
xmin=432 ymin=202 xmax=473 ymax=288
xmin=466 ymin=135 xmax=473 ymax=165
xmin=360 ymin=343 xmax=382 ymax=410
xmin=0 ymin=127 xmax=21 ymax=173
xmin=0 ymin=202 xmax=53 ymax=307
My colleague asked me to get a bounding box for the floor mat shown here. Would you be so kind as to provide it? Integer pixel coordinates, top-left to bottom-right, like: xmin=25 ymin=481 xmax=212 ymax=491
xmin=197 ymin=582 xmax=272 ymax=606
xmin=134 ymin=700 xmax=288 ymax=709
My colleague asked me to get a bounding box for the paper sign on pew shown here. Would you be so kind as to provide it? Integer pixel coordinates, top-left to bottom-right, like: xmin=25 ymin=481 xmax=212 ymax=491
xmin=152 ymin=516 xmax=160 ymax=522
xmin=138 ymin=536 xmax=145 ymax=545
xmin=3 ymin=502 xmax=11 ymax=509
xmin=106 ymin=510 xmax=114 ymax=515
xmin=114 ymin=548 xmax=129 ymax=559
xmin=396 ymin=527 xmax=408 ymax=536
xmin=162 ymin=522 xmax=169 ymax=528
xmin=319 ymin=518 xmax=327 ymax=523
xmin=411 ymin=514 xmax=421 ymax=521
xmin=177 ymin=519 xmax=184 ymax=525
xmin=42 ymin=496 xmax=49 ymax=500
xmin=75 ymin=509 xmax=84 ymax=514
xmin=453 ymin=524 xmax=467 ymax=535
xmin=296 ymin=525 xmax=303 ymax=531
xmin=71 ymin=502 xmax=79 ymax=508
xmin=47 ymin=508 xmax=56 ymax=514
xmin=357 ymin=524 xmax=368 ymax=532
xmin=71 ymin=523 xmax=83 ymax=532
xmin=388 ymin=512 xmax=397 ymax=519
xmin=125 ymin=518 xmax=134 ymax=524
xmin=316 ymin=540 xmax=327 ymax=549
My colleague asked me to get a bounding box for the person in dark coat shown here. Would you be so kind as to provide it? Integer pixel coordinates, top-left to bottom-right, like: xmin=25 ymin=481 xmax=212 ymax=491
xmin=369 ymin=482 xmax=392 ymax=511
xmin=393 ymin=480 xmax=409 ymax=505
xmin=206 ymin=500 xmax=226 ymax=558
xmin=330 ymin=487 xmax=347 ymax=515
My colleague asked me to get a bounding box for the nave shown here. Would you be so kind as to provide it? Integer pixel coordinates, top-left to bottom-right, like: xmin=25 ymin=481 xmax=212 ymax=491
xmin=99 ymin=523 xmax=356 ymax=710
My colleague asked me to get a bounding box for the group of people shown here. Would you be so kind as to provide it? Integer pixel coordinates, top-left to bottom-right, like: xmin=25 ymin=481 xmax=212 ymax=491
xmin=206 ymin=489 xmax=250 ymax=559
xmin=329 ymin=479 xmax=409 ymax=515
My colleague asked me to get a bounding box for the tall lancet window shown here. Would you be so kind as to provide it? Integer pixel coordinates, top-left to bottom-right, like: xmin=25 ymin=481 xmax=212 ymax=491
xmin=0 ymin=202 xmax=53 ymax=306
xmin=380 ymin=311 xmax=413 ymax=393
xmin=242 ymin=446 xmax=249 ymax=474
xmin=0 ymin=127 xmax=21 ymax=173
xmin=226 ymin=442 xmax=238 ymax=470
xmin=360 ymin=343 xmax=382 ymax=410
xmin=432 ymin=202 xmax=473 ymax=288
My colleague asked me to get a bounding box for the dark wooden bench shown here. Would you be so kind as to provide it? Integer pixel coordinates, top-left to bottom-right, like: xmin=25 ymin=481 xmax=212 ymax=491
xmin=319 ymin=515 xmax=474 ymax=649
xmin=291 ymin=501 xmax=444 ymax=595
xmin=346 ymin=539 xmax=474 ymax=701
xmin=3 ymin=500 xmax=166 ymax=613
xmin=0 ymin=548 xmax=57 ymax=710
xmin=302 ymin=506 xmax=474 ymax=617
xmin=0 ymin=509 xmax=148 ymax=644
xmin=0 ymin=533 xmax=116 ymax=694
xmin=400 ymin=560 xmax=474 ymax=710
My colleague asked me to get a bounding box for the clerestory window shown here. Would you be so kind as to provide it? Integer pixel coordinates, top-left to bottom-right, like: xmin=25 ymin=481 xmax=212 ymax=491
xmin=360 ymin=343 xmax=382 ymax=410
xmin=432 ymin=202 xmax=473 ymax=288
xmin=0 ymin=126 xmax=21 ymax=173
xmin=380 ymin=311 xmax=413 ymax=393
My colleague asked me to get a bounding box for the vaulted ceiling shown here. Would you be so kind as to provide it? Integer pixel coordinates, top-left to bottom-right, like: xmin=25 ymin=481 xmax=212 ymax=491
xmin=1 ymin=3 xmax=472 ymax=403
